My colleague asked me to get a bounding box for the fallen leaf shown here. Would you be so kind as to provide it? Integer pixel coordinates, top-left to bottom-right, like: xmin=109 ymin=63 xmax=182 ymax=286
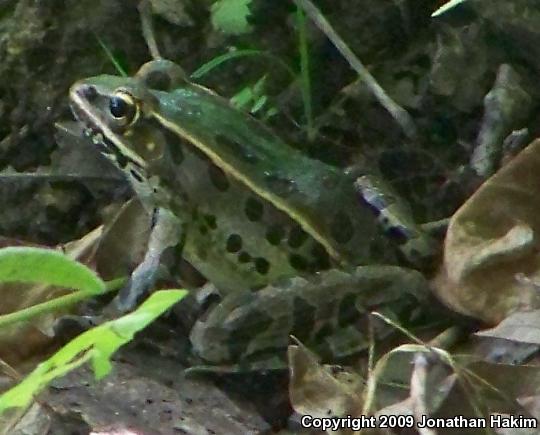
xmin=434 ymin=139 xmax=540 ymax=323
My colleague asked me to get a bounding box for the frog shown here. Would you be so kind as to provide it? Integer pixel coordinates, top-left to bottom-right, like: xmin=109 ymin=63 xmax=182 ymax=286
xmin=69 ymin=59 xmax=436 ymax=370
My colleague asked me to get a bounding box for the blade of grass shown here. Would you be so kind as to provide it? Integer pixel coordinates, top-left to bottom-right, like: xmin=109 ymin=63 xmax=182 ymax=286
xmin=296 ymin=6 xmax=315 ymax=142
xmin=95 ymin=36 xmax=128 ymax=77
xmin=191 ymin=49 xmax=295 ymax=80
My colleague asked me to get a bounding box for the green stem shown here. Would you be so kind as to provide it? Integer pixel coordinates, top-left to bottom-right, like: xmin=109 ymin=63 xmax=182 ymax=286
xmin=0 ymin=277 xmax=126 ymax=329
xmin=296 ymin=7 xmax=314 ymax=142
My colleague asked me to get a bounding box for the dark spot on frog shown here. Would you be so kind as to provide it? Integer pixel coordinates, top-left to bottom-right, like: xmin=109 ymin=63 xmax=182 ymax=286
xmin=289 ymin=254 xmax=308 ymax=271
xmin=292 ymin=297 xmax=316 ymax=341
xmin=215 ymin=134 xmax=258 ymax=164
xmin=254 ymin=257 xmax=270 ymax=275
xmin=208 ymin=164 xmax=230 ymax=191
xmin=226 ymin=234 xmax=242 ymax=253
xmin=244 ymin=197 xmax=264 ymax=221
xmin=81 ymin=84 xmax=97 ymax=100
xmin=115 ymin=150 xmax=129 ymax=169
xmin=311 ymin=244 xmax=331 ymax=269
xmin=94 ymin=140 xmax=112 ymax=157
xmin=198 ymin=225 xmax=208 ymax=235
xmin=129 ymin=168 xmax=144 ymax=183
xmin=102 ymin=136 xmax=117 ymax=153
xmin=238 ymin=251 xmax=251 ymax=263
xmin=143 ymin=70 xmax=172 ymax=91
xmin=203 ymin=214 xmax=217 ymax=230
xmin=387 ymin=225 xmax=412 ymax=245
xmin=337 ymin=293 xmax=358 ymax=328
xmin=264 ymin=172 xmax=296 ymax=198
xmin=287 ymin=225 xmax=308 ymax=248
xmin=162 ymin=129 xmax=184 ymax=165
xmin=228 ymin=308 xmax=273 ymax=362
xmin=266 ymin=224 xmax=285 ymax=246
xmin=330 ymin=212 xmax=354 ymax=244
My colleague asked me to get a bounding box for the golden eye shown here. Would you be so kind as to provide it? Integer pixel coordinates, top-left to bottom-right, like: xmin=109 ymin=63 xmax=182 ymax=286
xmin=109 ymin=91 xmax=139 ymax=127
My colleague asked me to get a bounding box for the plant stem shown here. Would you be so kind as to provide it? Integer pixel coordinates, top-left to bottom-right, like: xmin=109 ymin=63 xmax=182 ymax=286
xmin=292 ymin=0 xmax=417 ymax=139
xmin=296 ymin=7 xmax=315 ymax=142
xmin=0 ymin=277 xmax=125 ymax=329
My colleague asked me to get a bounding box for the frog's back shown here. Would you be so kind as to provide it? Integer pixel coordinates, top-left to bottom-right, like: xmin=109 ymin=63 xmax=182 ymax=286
xmin=152 ymin=85 xmax=391 ymax=271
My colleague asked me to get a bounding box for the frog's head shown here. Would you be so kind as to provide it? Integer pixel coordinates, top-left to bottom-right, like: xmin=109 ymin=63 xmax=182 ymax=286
xmin=69 ymin=60 xmax=187 ymax=183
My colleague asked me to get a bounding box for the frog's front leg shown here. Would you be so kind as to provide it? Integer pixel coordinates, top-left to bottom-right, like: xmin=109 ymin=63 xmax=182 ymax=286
xmin=55 ymin=205 xmax=187 ymax=338
xmin=113 ymin=206 xmax=184 ymax=313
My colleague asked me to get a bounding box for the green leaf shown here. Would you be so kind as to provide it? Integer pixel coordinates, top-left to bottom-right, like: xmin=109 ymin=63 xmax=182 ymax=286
xmin=211 ymin=0 xmax=252 ymax=35
xmin=431 ymin=0 xmax=468 ymax=17
xmin=0 ymin=247 xmax=105 ymax=294
xmin=191 ymin=49 xmax=263 ymax=79
xmin=0 ymin=289 xmax=187 ymax=413
xmin=230 ymin=75 xmax=268 ymax=114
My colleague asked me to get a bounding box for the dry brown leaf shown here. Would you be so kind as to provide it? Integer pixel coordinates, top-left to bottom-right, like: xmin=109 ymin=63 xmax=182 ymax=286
xmin=95 ymin=198 xmax=151 ymax=281
xmin=288 ymin=343 xmax=363 ymax=430
xmin=476 ymin=310 xmax=540 ymax=344
xmin=433 ymin=138 xmax=540 ymax=323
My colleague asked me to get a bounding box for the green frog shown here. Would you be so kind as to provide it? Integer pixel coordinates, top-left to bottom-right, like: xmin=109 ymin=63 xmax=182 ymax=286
xmin=69 ymin=59 xmax=435 ymax=370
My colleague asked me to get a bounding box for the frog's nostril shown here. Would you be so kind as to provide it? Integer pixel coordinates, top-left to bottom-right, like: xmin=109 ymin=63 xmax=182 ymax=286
xmin=79 ymin=85 xmax=97 ymax=100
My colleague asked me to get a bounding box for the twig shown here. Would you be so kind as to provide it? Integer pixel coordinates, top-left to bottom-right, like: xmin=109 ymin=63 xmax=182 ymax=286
xmin=411 ymin=354 xmax=437 ymax=435
xmin=138 ymin=0 xmax=162 ymax=60
xmin=292 ymin=0 xmax=417 ymax=139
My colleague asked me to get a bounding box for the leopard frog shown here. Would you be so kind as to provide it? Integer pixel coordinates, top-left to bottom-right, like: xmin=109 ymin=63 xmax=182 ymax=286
xmin=69 ymin=59 xmax=433 ymax=368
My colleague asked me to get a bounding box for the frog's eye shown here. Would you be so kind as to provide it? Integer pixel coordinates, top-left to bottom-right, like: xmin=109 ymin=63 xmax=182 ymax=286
xmin=109 ymin=91 xmax=139 ymax=127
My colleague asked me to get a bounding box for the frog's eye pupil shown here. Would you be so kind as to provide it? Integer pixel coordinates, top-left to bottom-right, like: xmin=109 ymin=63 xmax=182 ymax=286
xmin=109 ymin=93 xmax=137 ymax=126
xmin=110 ymin=96 xmax=129 ymax=118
